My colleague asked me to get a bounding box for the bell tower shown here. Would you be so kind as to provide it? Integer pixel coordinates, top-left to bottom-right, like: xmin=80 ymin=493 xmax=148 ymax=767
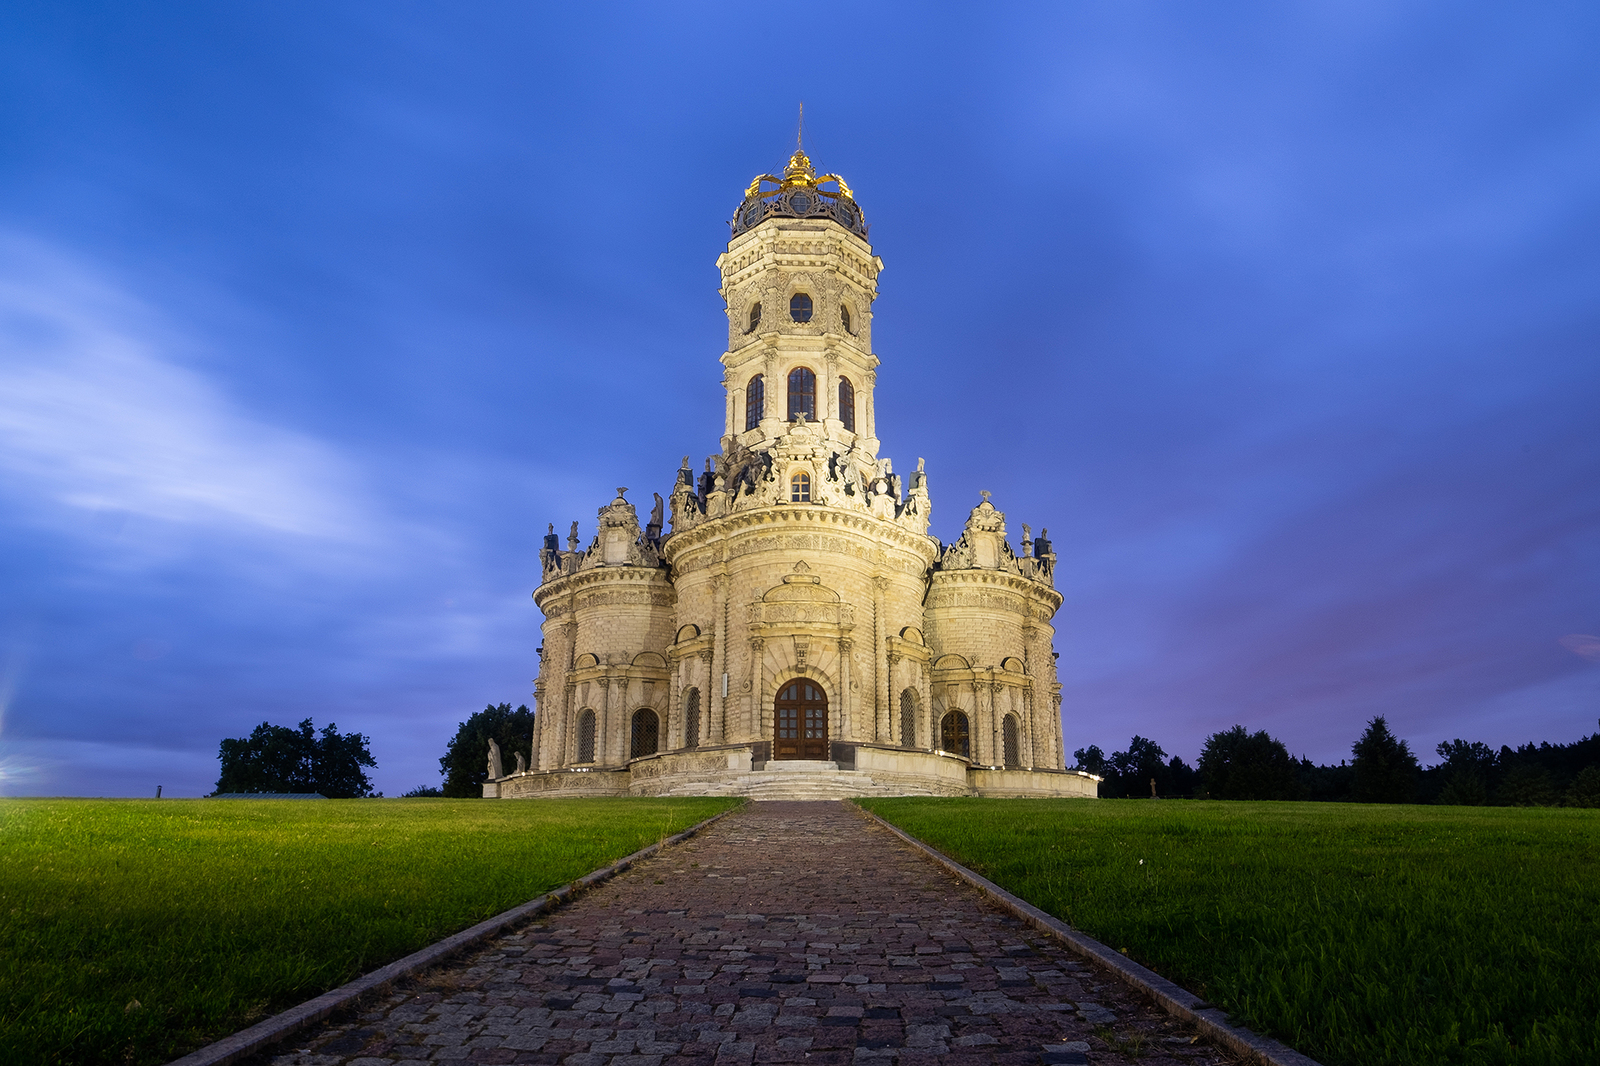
xmin=715 ymin=144 xmax=885 ymax=461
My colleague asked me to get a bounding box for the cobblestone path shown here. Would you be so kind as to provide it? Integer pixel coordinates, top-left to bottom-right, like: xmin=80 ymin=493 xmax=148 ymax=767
xmin=261 ymin=801 xmax=1237 ymax=1066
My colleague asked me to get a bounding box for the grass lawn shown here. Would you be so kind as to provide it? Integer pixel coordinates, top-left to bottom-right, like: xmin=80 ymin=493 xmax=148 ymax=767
xmin=0 ymin=796 xmax=737 ymax=1066
xmin=860 ymin=798 xmax=1600 ymax=1066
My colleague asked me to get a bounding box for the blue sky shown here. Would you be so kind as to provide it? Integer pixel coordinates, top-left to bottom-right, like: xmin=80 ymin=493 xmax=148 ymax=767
xmin=1 ymin=3 xmax=1597 ymax=797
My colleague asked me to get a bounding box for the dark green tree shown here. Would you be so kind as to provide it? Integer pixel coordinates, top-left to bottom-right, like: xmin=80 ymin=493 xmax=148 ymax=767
xmin=439 ymin=703 xmax=534 ymax=797
xmin=1563 ymin=765 xmax=1600 ymax=808
xmin=1296 ymin=757 xmax=1354 ymax=802
xmin=1165 ymin=754 xmax=1200 ymax=798
xmin=1072 ymin=744 xmax=1108 ymax=775
xmin=1197 ymin=725 xmax=1301 ymax=800
xmin=1350 ymin=716 xmax=1420 ymax=803
xmin=1108 ymin=736 xmax=1168 ymax=798
xmin=1497 ymin=764 xmax=1559 ymax=807
xmin=213 ymin=718 xmax=376 ymax=797
xmin=1433 ymin=739 xmax=1496 ymax=805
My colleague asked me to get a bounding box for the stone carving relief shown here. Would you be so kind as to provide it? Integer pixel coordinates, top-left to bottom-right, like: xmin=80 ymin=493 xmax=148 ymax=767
xmin=935 ymin=492 xmax=1054 ymax=586
xmin=540 ymin=488 xmax=666 ymax=581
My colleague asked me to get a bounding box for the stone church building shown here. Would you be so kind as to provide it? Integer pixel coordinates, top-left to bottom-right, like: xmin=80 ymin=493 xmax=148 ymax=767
xmin=489 ymin=147 xmax=1097 ymax=800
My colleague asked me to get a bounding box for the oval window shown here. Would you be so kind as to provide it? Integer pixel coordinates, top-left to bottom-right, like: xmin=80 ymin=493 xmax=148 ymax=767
xmin=790 ymin=293 xmax=813 ymax=322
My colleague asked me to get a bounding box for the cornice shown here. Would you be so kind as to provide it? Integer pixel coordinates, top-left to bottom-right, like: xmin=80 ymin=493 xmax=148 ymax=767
xmin=929 ymin=567 xmax=1065 ymax=612
xmin=663 ymin=505 xmax=940 ymax=570
xmin=533 ymin=563 xmax=672 ymax=611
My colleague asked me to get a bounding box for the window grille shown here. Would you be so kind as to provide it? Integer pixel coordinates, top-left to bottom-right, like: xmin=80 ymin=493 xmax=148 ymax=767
xmin=630 ymin=709 xmax=659 ymax=759
xmin=576 ymin=709 xmax=597 ymax=764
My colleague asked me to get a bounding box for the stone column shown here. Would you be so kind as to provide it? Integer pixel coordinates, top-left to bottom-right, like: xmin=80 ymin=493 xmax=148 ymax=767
xmin=865 ymin=370 xmax=877 ymax=440
xmin=871 ymin=576 xmax=889 ymax=741
xmin=562 ymin=682 xmax=577 ymax=766
xmin=837 ymin=637 xmax=853 ymax=738
xmin=824 ymin=352 xmax=839 ymax=425
xmin=700 ymin=647 xmax=719 ymax=743
xmin=920 ymin=667 xmax=934 ymax=752
xmin=598 ymin=676 xmax=614 ymax=765
xmin=710 ymin=573 xmax=728 ymax=743
xmin=530 ymin=677 xmax=544 ymax=770
xmin=886 ymin=651 xmax=902 ymax=743
xmin=749 ymin=637 xmax=766 ymax=738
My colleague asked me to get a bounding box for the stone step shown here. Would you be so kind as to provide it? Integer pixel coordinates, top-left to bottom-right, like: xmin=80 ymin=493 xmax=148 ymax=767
xmin=656 ymin=767 xmax=941 ymax=801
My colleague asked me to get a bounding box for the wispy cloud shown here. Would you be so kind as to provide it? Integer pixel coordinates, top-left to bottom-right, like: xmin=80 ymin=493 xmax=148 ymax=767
xmin=0 ymin=234 xmax=372 ymax=544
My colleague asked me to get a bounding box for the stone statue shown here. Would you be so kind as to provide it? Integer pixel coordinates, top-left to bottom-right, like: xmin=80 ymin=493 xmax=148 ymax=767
xmin=567 ymin=521 xmax=580 ymax=552
xmin=514 ymin=751 xmax=527 ymax=774
xmin=649 ymin=492 xmax=664 ymax=532
xmin=487 ymin=737 xmax=504 ymax=781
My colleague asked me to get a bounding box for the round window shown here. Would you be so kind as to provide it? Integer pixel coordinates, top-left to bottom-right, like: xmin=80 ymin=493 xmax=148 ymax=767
xmin=790 ymin=293 xmax=813 ymax=322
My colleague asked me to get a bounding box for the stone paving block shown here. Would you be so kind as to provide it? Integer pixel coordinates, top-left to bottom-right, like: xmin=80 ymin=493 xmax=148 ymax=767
xmin=244 ymin=803 xmax=1240 ymax=1066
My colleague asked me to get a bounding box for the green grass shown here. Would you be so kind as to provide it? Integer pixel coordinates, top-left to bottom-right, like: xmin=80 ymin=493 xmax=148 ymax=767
xmin=0 ymin=796 xmax=737 ymax=1066
xmin=859 ymin=798 xmax=1600 ymax=1066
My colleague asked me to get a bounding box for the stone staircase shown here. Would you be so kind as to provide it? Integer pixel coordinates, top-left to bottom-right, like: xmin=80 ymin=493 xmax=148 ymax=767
xmin=659 ymin=760 xmax=940 ymax=801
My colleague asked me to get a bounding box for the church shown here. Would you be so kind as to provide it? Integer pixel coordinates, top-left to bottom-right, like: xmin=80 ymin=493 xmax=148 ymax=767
xmin=488 ymin=145 xmax=1098 ymax=800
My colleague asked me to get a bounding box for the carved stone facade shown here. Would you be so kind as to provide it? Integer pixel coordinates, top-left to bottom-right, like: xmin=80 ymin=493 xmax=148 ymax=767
xmin=492 ymin=147 xmax=1096 ymax=799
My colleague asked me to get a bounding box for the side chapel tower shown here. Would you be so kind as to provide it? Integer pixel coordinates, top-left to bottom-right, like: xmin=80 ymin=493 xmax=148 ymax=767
xmin=493 ymin=144 xmax=1096 ymax=799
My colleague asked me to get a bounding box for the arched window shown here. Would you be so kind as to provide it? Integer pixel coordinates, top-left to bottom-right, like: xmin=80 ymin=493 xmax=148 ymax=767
xmin=747 ymin=302 xmax=762 ymax=332
xmin=839 ymin=377 xmax=856 ymax=433
xmin=790 ymin=472 xmax=811 ymax=503
xmin=576 ymin=709 xmax=597 ymax=764
xmin=841 ymin=303 xmax=852 ymax=333
xmin=630 ymin=709 xmax=659 ymax=759
xmin=789 ymin=292 xmax=813 ymax=322
xmin=1003 ymin=714 xmax=1021 ymax=769
xmin=787 ymin=366 xmax=816 ymax=421
xmin=900 ymin=689 xmax=918 ymax=747
xmin=940 ymin=711 xmax=970 ymax=758
xmin=745 ymin=374 xmax=765 ymax=431
xmin=683 ymin=688 xmax=700 ymax=748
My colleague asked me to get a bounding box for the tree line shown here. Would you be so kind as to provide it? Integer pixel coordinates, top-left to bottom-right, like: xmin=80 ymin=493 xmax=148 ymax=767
xmin=213 ymin=718 xmax=378 ymax=797
xmin=1074 ymin=716 xmax=1600 ymax=807
xmin=211 ymin=703 xmax=536 ymax=799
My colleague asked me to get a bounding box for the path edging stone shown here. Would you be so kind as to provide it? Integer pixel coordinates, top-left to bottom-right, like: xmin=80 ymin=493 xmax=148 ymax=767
xmin=854 ymin=803 xmax=1324 ymax=1066
xmin=164 ymin=802 xmax=745 ymax=1066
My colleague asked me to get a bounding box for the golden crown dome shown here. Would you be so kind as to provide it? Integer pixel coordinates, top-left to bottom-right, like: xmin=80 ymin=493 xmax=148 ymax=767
xmin=732 ymin=146 xmax=866 ymax=238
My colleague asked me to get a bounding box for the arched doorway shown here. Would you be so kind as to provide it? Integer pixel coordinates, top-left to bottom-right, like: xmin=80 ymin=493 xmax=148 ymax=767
xmin=940 ymin=710 xmax=970 ymax=758
xmin=774 ymin=678 xmax=829 ymax=760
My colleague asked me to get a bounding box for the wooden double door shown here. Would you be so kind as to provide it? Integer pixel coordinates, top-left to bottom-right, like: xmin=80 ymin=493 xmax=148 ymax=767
xmin=773 ymin=678 xmax=829 ymax=760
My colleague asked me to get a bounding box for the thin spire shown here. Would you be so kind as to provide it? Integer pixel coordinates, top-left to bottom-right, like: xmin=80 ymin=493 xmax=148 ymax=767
xmin=797 ymin=101 xmax=804 ymax=151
